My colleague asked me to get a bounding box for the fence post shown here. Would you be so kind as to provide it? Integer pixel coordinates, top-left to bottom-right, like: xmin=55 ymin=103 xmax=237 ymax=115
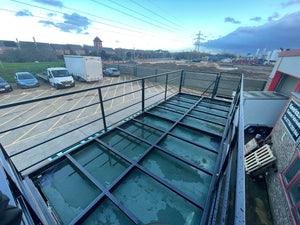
xmin=98 ymin=87 xmax=107 ymax=131
xmin=164 ymin=74 xmax=169 ymax=101
xmin=179 ymin=70 xmax=184 ymax=93
xmin=212 ymin=73 xmax=221 ymax=98
xmin=142 ymin=79 xmax=145 ymax=112
xmin=261 ymin=81 xmax=267 ymax=91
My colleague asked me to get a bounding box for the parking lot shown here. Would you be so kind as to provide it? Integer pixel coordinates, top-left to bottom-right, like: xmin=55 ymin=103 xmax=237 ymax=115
xmin=0 ymin=74 xmax=175 ymax=173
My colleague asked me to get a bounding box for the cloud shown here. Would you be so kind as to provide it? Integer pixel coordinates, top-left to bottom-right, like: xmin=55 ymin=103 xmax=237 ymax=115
xmin=38 ymin=20 xmax=55 ymax=27
xmin=268 ymin=12 xmax=279 ymax=21
xmin=250 ymin=17 xmax=262 ymax=22
xmin=224 ymin=17 xmax=241 ymax=24
xmin=15 ymin=9 xmax=33 ymax=17
xmin=32 ymin=0 xmax=63 ymax=8
xmin=38 ymin=12 xmax=90 ymax=34
xmin=281 ymin=0 xmax=300 ymax=7
xmin=202 ymin=11 xmax=300 ymax=54
xmin=47 ymin=13 xmax=57 ymax=17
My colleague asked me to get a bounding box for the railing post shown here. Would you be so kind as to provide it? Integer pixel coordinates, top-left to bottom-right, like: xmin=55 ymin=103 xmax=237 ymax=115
xmin=212 ymin=72 xmax=221 ymax=98
xmin=164 ymin=73 xmax=169 ymax=101
xmin=98 ymin=87 xmax=107 ymax=131
xmin=142 ymin=79 xmax=145 ymax=112
xmin=179 ymin=70 xmax=184 ymax=93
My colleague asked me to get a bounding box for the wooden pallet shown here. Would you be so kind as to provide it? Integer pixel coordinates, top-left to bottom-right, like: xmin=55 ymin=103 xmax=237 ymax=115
xmin=244 ymin=144 xmax=276 ymax=173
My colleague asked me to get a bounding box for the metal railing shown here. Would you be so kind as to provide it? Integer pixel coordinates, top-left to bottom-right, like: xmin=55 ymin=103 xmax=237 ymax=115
xmin=202 ymin=74 xmax=245 ymax=225
xmin=0 ymin=69 xmax=245 ymax=225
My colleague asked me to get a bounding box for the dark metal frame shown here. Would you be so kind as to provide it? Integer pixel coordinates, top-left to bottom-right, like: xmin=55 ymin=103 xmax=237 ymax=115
xmin=0 ymin=69 xmax=245 ymax=225
xmin=280 ymin=153 xmax=300 ymax=225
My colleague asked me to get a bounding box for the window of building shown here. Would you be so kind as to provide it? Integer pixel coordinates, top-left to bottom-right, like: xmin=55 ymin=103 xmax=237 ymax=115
xmin=281 ymin=153 xmax=300 ymax=225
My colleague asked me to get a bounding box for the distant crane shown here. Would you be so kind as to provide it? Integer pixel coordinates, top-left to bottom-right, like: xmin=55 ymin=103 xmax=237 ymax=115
xmin=194 ymin=31 xmax=204 ymax=52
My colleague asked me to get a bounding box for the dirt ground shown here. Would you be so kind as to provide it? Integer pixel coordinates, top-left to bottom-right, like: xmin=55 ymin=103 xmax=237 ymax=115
xmin=137 ymin=60 xmax=274 ymax=80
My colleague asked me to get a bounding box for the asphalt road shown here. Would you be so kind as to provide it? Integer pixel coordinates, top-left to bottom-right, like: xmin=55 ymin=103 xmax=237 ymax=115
xmin=0 ymin=75 xmax=175 ymax=174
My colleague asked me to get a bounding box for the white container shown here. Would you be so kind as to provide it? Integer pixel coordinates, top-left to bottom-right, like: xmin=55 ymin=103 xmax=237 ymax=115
xmin=64 ymin=55 xmax=103 ymax=82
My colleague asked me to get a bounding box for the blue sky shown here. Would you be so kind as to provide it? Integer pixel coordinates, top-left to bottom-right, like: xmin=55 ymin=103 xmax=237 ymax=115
xmin=0 ymin=0 xmax=300 ymax=53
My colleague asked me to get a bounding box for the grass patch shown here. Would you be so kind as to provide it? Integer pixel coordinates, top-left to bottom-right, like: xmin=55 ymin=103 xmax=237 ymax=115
xmin=0 ymin=61 xmax=64 ymax=82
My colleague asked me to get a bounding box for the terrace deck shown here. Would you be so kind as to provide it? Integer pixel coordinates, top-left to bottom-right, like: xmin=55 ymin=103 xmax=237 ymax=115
xmin=29 ymin=93 xmax=232 ymax=225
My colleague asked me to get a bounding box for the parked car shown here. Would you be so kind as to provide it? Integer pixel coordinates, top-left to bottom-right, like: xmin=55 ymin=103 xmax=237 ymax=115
xmin=0 ymin=77 xmax=13 ymax=93
xmin=15 ymin=72 xmax=40 ymax=88
xmin=103 ymin=68 xmax=120 ymax=77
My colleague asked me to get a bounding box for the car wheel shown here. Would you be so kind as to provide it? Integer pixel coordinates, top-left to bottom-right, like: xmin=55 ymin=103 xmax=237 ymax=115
xmin=54 ymin=84 xmax=59 ymax=89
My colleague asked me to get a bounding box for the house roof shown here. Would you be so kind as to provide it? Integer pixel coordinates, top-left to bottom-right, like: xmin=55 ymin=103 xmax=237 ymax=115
xmin=83 ymin=45 xmax=97 ymax=51
xmin=278 ymin=49 xmax=300 ymax=57
xmin=0 ymin=40 xmax=18 ymax=48
xmin=67 ymin=44 xmax=84 ymax=50
xmin=102 ymin=47 xmax=114 ymax=52
xmin=19 ymin=41 xmax=36 ymax=49
xmin=93 ymin=36 xmax=102 ymax=42
xmin=36 ymin=42 xmax=52 ymax=50
xmin=50 ymin=44 xmax=69 ymax=50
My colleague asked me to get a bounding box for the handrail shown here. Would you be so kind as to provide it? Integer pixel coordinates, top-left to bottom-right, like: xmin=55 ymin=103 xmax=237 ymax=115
xmin=0 ymin=68 xmax=245 ymax=225
xmin=202 ymin=74 xmax=245 ymax=225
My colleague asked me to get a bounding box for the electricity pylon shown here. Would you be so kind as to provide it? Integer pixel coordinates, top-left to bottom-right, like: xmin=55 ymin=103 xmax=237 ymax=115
xmin=194 ymin=31 xmax=204 ymax=52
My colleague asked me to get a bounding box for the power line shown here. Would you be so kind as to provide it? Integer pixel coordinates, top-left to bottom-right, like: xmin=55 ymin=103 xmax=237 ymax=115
xmin=0 ymin=6 xmax=190 ymax=44
xmin=105 ymin=0 xmax=181 ymax=32
xmin=12 ymin=0 xmax=142 ymax=34
xmin=128 ymin=0 xmax=183 ymax=29
xmin=145 ymin=0 xmax=184 ymax=28
xmin=90 ymin=0 xmax=177 ymax=33
xmin=12 ymin=0 xmax=191 ymax=40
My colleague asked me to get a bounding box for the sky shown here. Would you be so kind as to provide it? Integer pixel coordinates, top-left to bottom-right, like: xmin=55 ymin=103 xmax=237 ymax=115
xmin=0 ymin=0 xmax=300 ymax=54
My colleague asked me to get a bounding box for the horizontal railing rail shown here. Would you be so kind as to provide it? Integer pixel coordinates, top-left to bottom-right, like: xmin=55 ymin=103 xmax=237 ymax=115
xmin=203 ymin=74 xmax=245 ymax=225
xmin=0 ymin=68 xmax=245 ymax=225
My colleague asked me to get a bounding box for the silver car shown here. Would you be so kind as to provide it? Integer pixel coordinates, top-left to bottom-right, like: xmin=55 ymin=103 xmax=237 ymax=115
xmin=103 ymin=68 xmax=120 ymax=77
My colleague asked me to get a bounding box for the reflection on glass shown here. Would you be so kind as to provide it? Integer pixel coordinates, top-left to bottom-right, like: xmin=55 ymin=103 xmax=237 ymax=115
xmin=159 ymin=135 xmax=217 ymax=172
xmin=82 ymin=198 xmax=135 ymax=225
xmin=141 ymin=149 xmax=212 ymax=203
xmin=113 ymin=168 xmax=202 ymax=225
xmin=121 ymin=121 xmax=163 ymax=143
xmin=100 ymin=130 xmax=150 ymax=161
xmin=72 ymin=143 xmax=129 ymax=187
xmin=35 ymin=160 xmax=101 ymax=224
xmin=171 ymin=125 xmax=221 ymax=151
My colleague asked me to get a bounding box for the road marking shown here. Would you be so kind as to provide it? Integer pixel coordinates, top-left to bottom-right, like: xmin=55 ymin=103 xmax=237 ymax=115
xmin=95 ymin=76 xmax=117 ymax=113
xmin=0 ymin=89 xmax=50 ymax=119
xmin=109 ymin=76 xmax=121 ymax=108
xmin=76 ymin=83 xmax=98 ymax=119
xmin=48 ymin=84 xmax=89 ymax=130
xmin=0 ymin=94 xmax=12 ymax=102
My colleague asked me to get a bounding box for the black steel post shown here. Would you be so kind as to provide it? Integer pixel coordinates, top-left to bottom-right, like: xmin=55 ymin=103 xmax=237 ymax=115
xmin=212 ymin=73 xmax=221 ymax=98
xmin=97 ymin=87 xmax=107 ymax=131
xmin=142 ymin=79 xmax=145 ymax=112
xmin=179 ymin=70 xmax=184 ymax=93
xmin=164 ymin=74 xmax=169 ymax=101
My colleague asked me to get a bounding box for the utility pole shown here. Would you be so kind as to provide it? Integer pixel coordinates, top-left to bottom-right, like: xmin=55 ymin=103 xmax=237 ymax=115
xmin=194 ymin=31 xmax=204 ymax=52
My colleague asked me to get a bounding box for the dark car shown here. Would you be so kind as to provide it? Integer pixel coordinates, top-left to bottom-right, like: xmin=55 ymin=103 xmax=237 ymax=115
xmin=103 ymin=68 xmax=120 ymax=77
xmin=0 ymin=77 xmax=13 ymax=93
xmin=15 ymin=72 xmax=40 ymax=88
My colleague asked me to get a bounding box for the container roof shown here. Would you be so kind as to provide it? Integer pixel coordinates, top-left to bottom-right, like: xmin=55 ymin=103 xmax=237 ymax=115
xmin=278 ymin=49 xmax=300 ymax=57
